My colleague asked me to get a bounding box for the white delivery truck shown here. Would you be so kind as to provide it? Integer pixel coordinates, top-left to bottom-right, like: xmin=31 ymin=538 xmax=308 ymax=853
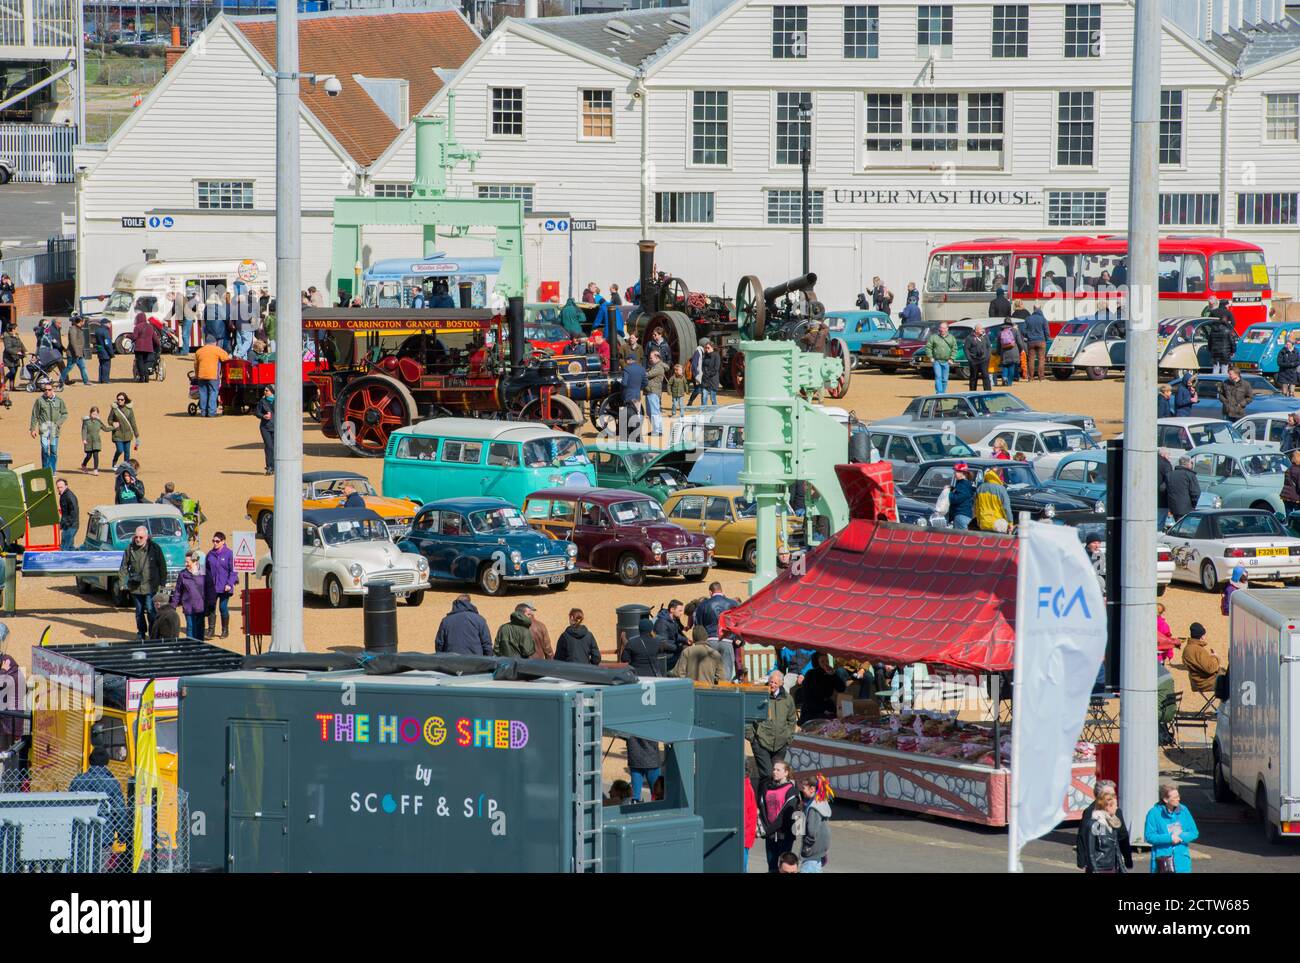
xmin=92 ymin=258 xmax=270 ymax=348
xmin=1213 ymin=588 xmax=1300 ymax=844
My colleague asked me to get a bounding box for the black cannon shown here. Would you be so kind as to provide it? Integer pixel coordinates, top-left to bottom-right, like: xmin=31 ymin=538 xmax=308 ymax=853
xmin=735 ymin=272 xmax=824 ymax=342
xmin=733 ymin=271 xmax=849 ymax=400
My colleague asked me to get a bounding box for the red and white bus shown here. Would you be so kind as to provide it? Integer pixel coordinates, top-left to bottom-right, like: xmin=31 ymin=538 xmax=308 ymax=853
xmin=921 ymin=235 xmax=1271 ymax=334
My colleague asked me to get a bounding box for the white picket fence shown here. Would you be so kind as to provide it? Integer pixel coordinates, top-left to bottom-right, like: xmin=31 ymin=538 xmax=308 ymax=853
xmin=0 ymin=123 xmax=77 ymax=183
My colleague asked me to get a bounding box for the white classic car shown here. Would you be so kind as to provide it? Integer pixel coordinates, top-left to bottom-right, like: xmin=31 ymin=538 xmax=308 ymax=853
xmin=1158 ymin=508 xmax=1300 ymax=591
xmin=970 ymin=421 xmax=1100 ymax=475
xmin=256 ymin=508 xmax=430 ymax=608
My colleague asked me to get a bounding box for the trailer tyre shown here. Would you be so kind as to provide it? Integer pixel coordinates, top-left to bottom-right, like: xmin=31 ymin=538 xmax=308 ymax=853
xmin=1052 ymin=367 xmax=1075 ymax=381
xmin=1212 ymin=748 xmax=1233 ymax=803
xmin=1257 ymin=784 xmax=1283 ymax=845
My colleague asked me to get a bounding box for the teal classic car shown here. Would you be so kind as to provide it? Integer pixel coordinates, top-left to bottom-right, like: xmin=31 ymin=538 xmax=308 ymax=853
xmin=75 ymin=503 xmax=190 ymax=605
xmin=1186 ymin=443 xmax=1292 ymax=515
xmin=399 ymin=497 xmax=577 ymax=596
xmin=588 ymin=443 xmax=693 ymax=503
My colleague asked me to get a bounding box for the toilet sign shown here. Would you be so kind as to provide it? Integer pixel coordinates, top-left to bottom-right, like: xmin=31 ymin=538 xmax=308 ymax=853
xmin=231 ymin=530 xmax=257 ymax=573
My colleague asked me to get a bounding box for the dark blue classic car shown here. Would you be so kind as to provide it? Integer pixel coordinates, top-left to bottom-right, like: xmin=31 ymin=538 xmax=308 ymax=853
xmin=400 ymin=497 xmax=577 ymax=596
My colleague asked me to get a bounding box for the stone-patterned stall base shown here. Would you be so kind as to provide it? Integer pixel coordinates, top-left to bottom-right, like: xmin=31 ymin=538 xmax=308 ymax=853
xmin=788 ymin=735 xmax=1094 ymax=828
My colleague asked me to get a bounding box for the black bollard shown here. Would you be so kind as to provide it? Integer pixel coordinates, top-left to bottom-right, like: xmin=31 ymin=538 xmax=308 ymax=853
xmin=363 ymin=583 xmax=399 ymax=654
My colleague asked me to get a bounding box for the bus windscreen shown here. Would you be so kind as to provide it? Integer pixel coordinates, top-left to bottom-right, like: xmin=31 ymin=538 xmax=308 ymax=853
xmin=1210 ymin=250 xmax=1270 ymax=292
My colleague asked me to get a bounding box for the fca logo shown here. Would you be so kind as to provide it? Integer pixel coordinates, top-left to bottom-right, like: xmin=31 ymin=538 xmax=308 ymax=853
xmin=1037 ymin=585 xmax=1091 ymax=619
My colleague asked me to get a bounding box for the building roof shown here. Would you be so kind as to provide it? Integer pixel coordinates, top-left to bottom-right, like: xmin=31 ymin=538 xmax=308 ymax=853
xmin=720 ymin=465 xmax=1019 ymax=671
xmin=232 ymin=7 xmax=480 ymax=167
xmin=1203 ymin=17 xmax=1300 ymax=71
xmin=523 ymin=6 xmax=690 ymax=70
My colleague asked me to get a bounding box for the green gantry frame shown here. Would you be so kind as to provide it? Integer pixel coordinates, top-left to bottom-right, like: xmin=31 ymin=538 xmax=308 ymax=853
xmin=330 ymin=95 xmax=527 ymax=302
xmin=737 ymin=340 xmax=851 ymax=594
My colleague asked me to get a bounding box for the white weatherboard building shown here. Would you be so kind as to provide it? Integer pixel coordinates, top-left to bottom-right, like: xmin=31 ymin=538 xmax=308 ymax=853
xmin=75 ymin=1 xmax=1300 ymax=309
xmin=369 ymin=0 xmax=1300 ymax=308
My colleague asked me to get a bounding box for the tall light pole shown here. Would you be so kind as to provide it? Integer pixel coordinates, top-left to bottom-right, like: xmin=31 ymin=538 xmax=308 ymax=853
xmin=1119 ymin=0 xmax=1160 ymax=838
xmin=271 ymin=0 xmax=304 ymax=652
xmin=799 ymin=98 xmax=812 ymax=278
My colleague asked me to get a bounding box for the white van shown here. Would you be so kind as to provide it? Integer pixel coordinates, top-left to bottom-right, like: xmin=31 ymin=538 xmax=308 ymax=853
xmin=94 ymin=258 xmax=270 ymax=345
xmin=1215 ymin=588 xmax=1300 ymax=844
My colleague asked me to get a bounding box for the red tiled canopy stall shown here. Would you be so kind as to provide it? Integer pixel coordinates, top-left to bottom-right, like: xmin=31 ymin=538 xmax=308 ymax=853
xmin=721 ymin=462 xmax=1095 ymax=827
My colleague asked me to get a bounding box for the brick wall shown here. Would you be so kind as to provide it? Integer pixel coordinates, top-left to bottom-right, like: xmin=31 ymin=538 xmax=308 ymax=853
xmin=12 ymin=281 xmax=73 ymax=317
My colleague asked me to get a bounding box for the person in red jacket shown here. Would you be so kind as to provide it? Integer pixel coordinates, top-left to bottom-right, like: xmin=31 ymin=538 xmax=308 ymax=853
xmin=742 ymin=772 xmax=759 ymax=872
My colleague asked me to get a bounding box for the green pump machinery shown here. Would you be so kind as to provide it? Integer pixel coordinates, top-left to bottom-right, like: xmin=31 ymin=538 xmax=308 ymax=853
xmin=329 ymin=93 xmax=527 ymax=305
xmin=737 ymin=340 xmax=849 ymax=594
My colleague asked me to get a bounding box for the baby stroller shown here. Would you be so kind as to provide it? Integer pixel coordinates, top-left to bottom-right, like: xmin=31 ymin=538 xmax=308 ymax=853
xmin=186 ymin=370 xmax=200 ymax=415
xmin=23 ymin=344 xmax=64 ymax=391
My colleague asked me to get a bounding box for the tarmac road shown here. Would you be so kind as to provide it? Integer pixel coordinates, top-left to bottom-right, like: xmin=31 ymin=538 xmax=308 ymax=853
xmin=750 ymin=771 xmax=1300 ymax=873
xmin=0 ymin=183 xmax=74 ymax=252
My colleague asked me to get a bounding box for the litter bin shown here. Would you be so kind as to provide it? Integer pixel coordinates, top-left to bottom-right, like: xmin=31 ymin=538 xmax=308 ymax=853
xmin=363 ymin=583 xmax=398 ymax=654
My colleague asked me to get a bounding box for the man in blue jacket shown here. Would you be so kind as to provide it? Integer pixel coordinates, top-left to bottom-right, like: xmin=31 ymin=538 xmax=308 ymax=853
xmin=434 ymin=594 xmax=493 ymax=656
xmin=1022 ymin=304 xmax=1051 ymax=382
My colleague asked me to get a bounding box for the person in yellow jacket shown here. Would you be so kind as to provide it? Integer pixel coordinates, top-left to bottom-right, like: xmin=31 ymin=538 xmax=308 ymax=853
xmin=973 ymin=468 xmax=1013 ymax=533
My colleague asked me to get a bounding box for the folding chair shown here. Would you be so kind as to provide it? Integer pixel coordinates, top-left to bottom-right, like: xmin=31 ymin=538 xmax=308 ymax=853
xmin=1174 ymin=688 xmax=1218 ymax=750
xmin=1158 ymin=690 xmax=1182 ymax=748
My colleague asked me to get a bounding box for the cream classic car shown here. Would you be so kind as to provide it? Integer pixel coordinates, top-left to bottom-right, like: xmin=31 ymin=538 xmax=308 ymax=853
xmin=256 ymin=507 xmax=430 ymax=608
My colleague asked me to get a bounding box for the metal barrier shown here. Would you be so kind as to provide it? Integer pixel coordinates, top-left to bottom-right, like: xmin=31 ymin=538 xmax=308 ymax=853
xmin=0 ymin=238 xmax=75 ymax=287
xmin=0 ymin=123 xmax=77 ymax=183
xmin=0 ymin=769 xmax=190 ymax=873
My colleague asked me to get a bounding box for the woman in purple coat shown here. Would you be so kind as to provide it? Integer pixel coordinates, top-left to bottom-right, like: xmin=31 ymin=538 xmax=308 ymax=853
xmin=170 ymin=552 xmax=207 ymax=641
xmin=203 ymin=532 xmax=238 ymax=639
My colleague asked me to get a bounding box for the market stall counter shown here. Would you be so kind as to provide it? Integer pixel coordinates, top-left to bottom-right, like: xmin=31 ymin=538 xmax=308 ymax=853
xmin=721 ymin=462 xmax=1096 ymax=828
xmin=788 ymin=710 xmax=1095 ymax=827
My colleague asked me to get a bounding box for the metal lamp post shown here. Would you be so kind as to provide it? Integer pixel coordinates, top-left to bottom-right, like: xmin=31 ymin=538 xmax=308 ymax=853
xmin=270 ymin=0 xmax=304 ymax=653
xmin=799 ymin=99 xmax=812 ymax=278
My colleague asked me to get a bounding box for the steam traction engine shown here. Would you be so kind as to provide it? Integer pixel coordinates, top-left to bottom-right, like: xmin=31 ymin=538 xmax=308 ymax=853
xmin=304 ymin=308 xmax=619 ymax=457
xmin=627 ymin=242 xmax=850 ymax=399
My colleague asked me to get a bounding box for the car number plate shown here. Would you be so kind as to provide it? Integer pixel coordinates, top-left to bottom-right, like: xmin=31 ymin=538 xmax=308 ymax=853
xmin=538 ymin=574 xmax=566 ymax=585
xmin=1256 ymin=547 xmax=1287 ymax=557
xmin=682 ymin=567 xmax=704 ymax=577
xmin=1237 ymin=362 xmax=1257 ymax=369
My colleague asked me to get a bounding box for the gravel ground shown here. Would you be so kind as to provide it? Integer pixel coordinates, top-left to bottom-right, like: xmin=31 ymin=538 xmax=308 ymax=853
xmin=3 ymin=347 xmax=1229 ymax=738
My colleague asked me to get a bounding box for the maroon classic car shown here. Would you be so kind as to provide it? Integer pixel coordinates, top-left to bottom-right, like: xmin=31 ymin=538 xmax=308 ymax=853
xmin=522 ymin=487 xmax=713 ymax=586
xmin=858 ymin=319 xmax=935 ymax=374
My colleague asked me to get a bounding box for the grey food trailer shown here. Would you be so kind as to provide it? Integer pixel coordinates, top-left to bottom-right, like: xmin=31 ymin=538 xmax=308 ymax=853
xmin=179 ymin=654 xmax=765 ymax=872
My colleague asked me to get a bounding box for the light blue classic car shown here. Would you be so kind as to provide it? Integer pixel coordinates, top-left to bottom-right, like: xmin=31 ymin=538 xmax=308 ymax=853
xmin=1044 ymin=449 xmax=1109 ymax=502
xmin=1186 ymin=443 xmax=1292 ymax=515
xmin=399 ymin=496 xmax=577 ymax=596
